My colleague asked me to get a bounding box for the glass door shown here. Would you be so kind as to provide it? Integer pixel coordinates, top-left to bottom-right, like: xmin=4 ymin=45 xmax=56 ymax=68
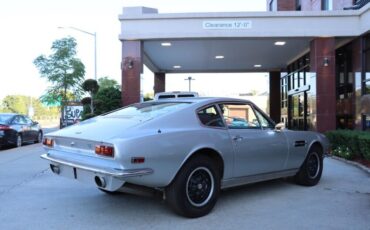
xmin=289 ymin=92 xmax=307 ymax=130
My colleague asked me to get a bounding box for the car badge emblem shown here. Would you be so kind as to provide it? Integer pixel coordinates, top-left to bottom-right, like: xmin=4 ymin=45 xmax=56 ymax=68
xmin=70 ymin=142 xmax=75 ymax=146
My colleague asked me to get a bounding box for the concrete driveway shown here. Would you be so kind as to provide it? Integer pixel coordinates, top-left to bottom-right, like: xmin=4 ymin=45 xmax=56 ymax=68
xmin=0 ymin=143 xmax=369 ymax=230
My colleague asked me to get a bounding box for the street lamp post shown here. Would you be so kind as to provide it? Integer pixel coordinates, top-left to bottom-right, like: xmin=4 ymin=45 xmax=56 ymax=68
xmin=184 ymin=76 xmax=195 ymax=92
xmin=58 ymin=26 xmax=97 ymax=80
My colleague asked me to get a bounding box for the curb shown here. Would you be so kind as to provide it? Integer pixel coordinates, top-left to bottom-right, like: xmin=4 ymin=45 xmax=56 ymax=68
xmin=329 ymin=155 xmax=370 ymax=175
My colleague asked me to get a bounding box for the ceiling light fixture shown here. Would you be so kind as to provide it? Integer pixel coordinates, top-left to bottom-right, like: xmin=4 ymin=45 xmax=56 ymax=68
xmin=215 ymin=55 xmax=224 ymax=59
xmin=161 ymin=42 xmax=172 ymax=47
xmin=173 ymin=65 xmax=182 ymax=69
xmin=274 ymin=41 xmax=286 ymax=46
xmin=254 ymin=64 xmax=262 ymax=68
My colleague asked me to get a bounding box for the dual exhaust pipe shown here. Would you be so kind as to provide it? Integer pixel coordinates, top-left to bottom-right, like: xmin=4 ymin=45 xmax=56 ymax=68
xmin=94 ymin=176 xmax=106 ymax=188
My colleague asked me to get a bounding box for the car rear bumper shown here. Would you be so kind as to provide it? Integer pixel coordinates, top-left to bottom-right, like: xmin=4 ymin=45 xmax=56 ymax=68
xmin=41 ymin=153 xmax=153 ymax=191
xmin=0 ymin=136 xmax=12 ymax=146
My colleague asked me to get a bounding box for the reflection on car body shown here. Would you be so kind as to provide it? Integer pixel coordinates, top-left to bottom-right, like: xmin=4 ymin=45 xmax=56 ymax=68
xmin=41 ymin=97 xmax=329 ymax=218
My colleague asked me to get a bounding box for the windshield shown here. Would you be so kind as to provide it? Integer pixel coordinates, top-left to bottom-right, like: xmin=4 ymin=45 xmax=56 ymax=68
xmin=0 ymin=114 xmax=13 ymax=124
xmin=104 ymin=102 xmax=190 ymax=119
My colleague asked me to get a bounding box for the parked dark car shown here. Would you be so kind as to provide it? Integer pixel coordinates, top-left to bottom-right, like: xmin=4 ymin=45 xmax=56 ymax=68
xmin=0 ymin=113 xmax=43 ymax=148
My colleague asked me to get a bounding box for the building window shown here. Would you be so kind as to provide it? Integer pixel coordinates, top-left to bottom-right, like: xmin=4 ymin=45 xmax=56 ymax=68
xmin=363 ymin=34 xmax=370 ymax=130
xmin=269 ymin=0 xmax=274 ymax=11
xmin=281 ymin=54 xmax=311 ymax=131
xmin=322 ymin=0 xmax=333 ymax=10
xmin=296 ymin=0 xmax=301 ymax=10
xmin=335 ymin=44 xmax=354 ymax=129
xmin=366 ymin=116 xmax=370 ymax=130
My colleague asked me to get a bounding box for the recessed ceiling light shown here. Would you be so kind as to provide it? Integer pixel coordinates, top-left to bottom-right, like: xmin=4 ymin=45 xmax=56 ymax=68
xmin=173 ymin=65 xmax=181 ymax=69
xmin=161 ymin=42 xmax=172 ymax=47
xmin=254 ymin=64 xmax=262 ymax=68
xmin=274 ymin=41 xmax=286 ymax=46
xmin=215 ymin=55 xmax=224 ymax=59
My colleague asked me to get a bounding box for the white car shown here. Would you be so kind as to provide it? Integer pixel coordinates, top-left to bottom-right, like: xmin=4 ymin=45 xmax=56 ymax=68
xmin=41 ymin=97 xmax=329 ymax=218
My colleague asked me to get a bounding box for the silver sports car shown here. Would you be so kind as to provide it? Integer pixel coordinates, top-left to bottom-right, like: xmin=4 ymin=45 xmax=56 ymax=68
xmin=41 ymin=97 xmax=329 ymax=218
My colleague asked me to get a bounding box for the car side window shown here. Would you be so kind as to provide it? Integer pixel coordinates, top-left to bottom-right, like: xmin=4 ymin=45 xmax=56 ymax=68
xmin=24 ymin=117 xmax=33 ymax=125
xmin=14 ymin=116 xmax=27 ymax=125
xmin=254 ymin=109 xmax=274 ymax=129
xmin=12 ymin=116 xmax=21 ymax=125
xmin=197 ymin=105 xmax=224 ymax=128
xmin=219 ymin=103 xmax=261 ymax=129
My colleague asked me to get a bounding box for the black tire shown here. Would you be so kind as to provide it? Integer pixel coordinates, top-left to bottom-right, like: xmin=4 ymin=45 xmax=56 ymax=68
xmin=15 ymin=134 xmax=22 ymax=148
xmin=35 ymin=131 xmax=43 ymax=143
xmin=295 ymin=145 xmax=323 ymax=186
xmin=166 ymin=155 xmax=220 ymax=218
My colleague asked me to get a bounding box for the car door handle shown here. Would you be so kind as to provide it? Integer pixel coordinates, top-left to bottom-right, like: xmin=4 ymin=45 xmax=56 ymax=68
xmin=232 ymin=135 xmax=243 ymax=141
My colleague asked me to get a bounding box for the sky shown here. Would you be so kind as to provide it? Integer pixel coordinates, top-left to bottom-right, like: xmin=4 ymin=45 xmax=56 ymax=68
xmin=0 ymin=0 xmax=267 ymax=100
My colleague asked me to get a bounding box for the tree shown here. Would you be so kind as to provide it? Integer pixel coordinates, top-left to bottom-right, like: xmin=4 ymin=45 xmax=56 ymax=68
xmin=0 ymin=95 xmax=59 ymax=119
xmin=0 ymin=95 xmax=28 ymax=114
xmin=144 ymin=92 xmax=154 ymax=101
xmin=98 ymin=76 xmax=120 ymax=90
xmin=33 ymin=37 xmax=85 ymax=107
xmin=94 ymin=87 xmax=121 ymax=115
xmin=81 ymin=86 xmax=121 ymax=120
xmin=82 ymin=79 xmax=99 ymax=114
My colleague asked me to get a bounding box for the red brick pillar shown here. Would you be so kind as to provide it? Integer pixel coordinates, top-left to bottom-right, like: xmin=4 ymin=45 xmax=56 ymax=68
xmin=310 ymin=37 xmax=336 ymax=132
xmin=269 ymin=71 xmax=281 ymax=123
xmin=154 ymin=72 xmax=166 ymax=94
xmin=277 ymin=0 xmax=296 ymax=11
xmin=121 ymin=40 xmax=142 ymax=106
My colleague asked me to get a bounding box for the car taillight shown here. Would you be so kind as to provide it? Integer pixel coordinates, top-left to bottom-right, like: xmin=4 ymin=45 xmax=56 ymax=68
xmin=95 ymin=145 xmax=114 ymax=157
xmin=43 ymin=138 xmax=54 ymax=147
xmin=0 ymin=125 xmax=10 ymax=130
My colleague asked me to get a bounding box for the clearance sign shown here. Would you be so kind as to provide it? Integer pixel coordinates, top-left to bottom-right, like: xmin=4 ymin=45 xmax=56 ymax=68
xmin=202 ymin=20 xmax=252 ymax=30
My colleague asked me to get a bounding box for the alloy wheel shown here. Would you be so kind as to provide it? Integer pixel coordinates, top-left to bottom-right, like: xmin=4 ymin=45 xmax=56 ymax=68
xmin=307 ymin=152 xmax=320 ymax=179
xmin=186 ymin=167 xmax=214 ymax=207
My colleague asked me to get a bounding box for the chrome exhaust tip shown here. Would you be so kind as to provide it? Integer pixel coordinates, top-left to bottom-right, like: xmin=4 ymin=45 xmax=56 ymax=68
xmin=94 ymin=176 xmax=106 ymax=188
xmin=50 ymin=164 xmax=60 ymax=174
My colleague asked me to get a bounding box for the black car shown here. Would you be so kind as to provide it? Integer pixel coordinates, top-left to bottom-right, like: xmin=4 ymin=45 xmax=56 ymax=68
xmin=0 ymin=113 xmax=43 ymax=148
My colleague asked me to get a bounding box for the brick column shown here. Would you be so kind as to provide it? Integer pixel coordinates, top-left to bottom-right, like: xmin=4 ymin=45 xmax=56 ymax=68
xmin=310 ymin=37 xmax=336 ymax=132
xmin=121 ymin=40 xmax=142 ymax=106
xmin=277 ymin=0 xmax=296 ymax=11
xmin=154 ymin=72 xmax=166 ymax=94
xmin=269 ymin=71 xmax=281 ymax=123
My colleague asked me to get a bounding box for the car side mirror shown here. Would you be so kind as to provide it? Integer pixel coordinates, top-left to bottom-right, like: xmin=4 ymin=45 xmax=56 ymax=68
xmin=275 ymin=122 xmax=286 ymax=132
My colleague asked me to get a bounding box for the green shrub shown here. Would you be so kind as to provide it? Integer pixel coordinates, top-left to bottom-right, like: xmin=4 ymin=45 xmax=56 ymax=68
xmin=332 ymin=146 xmax=354 ymax=160
xmin=82 ymin=113 xmax=95 ymax=120
xmin=358 ymin=135 xmax=370 ymax=161
xmin=326 ymin=130 xmax=370 ymax=160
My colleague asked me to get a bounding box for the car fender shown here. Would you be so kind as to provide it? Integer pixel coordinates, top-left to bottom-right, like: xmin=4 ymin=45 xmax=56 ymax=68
xmin=169 ymin=145 xmax=226 ymax=184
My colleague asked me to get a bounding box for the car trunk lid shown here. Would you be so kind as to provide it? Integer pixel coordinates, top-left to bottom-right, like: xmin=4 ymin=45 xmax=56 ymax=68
xmin=49 ymin=116 xmax=149 ymax=142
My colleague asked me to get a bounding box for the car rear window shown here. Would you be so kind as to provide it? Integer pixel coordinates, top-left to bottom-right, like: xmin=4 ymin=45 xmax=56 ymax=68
xmin=105 ymin=102 xmax=190 ymax=118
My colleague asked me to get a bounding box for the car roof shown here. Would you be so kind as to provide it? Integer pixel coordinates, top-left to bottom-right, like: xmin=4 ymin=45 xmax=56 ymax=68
xmin=155 ymin=91 xmax=198 ymax=95
xmin=145 ymin=97 xmax=253 ymax=105
xmin=0 ymin=113 xmax=18 ymax=116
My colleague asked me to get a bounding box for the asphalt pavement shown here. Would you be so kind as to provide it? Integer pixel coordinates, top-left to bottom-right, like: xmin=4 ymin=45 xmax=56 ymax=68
xmin=0 ymin=139 xmax=369 ymax=230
